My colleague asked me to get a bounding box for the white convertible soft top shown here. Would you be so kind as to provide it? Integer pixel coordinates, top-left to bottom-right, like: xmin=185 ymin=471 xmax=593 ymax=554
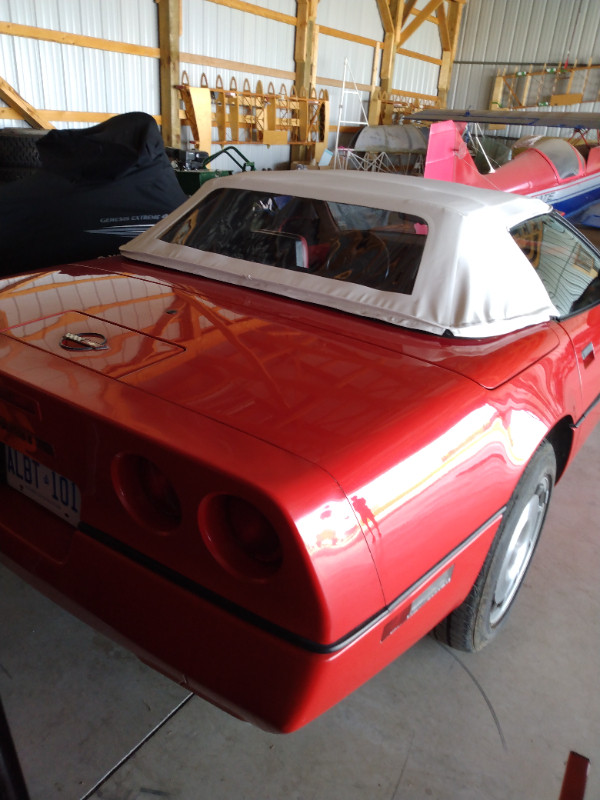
xmin=121 ymin=170 xmax=558 ymax=338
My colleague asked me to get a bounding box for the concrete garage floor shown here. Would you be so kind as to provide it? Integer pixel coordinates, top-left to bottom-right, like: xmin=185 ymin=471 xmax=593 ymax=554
xmin=1 ymin=427 xmax=599 ymax=800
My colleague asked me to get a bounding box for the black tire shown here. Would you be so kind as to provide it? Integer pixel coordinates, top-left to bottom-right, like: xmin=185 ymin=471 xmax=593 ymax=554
xmin=434 ymin=440 xmax=556 ymax=652
xmin=0 ymin=129 xmax=46 ymax=169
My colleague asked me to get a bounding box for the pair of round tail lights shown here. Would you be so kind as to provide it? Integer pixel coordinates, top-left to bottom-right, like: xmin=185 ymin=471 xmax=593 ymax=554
xmin=111 ymin=453 xmax=282 ymax=580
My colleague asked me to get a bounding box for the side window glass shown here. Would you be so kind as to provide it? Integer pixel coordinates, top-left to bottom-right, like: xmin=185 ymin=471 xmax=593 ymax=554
xmin=511 ymin=213 xmax=600 ymax=316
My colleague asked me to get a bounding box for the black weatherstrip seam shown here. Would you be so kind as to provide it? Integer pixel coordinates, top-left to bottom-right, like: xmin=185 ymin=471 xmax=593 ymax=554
xmin=79 ymin=508 xmax=505 ymax=656
xmin=572 ymin=392 xmax=600 ymax=429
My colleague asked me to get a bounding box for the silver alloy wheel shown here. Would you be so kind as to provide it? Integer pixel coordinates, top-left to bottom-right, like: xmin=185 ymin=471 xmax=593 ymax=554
xmin=489 ymin=476 xmax=551 ymax=627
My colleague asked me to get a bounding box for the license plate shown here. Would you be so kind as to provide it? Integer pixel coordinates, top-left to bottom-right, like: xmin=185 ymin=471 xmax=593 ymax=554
xmin=5 ymin=446 xmax=81 ymax=526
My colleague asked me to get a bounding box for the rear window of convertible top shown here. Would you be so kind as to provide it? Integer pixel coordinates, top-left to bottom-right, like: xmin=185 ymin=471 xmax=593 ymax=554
xmin=160 ymin=188 xmax=427 ymax=295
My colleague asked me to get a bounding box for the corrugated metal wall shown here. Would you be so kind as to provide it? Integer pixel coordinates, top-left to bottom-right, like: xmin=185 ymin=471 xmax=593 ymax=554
xmin=1 ymin=0 xmax=447 ymax=168
xmin=317 ymin=0 xmax=441 ymax=152
xmin=0 ymin=0 xmax=159 ymax=129
xmin=449 ymin=0 xmax=600 ymax=137
xmin=180 ymin=0 xmax=297 ymax=170
xmin=0 ymin=0 xmax=444 ymax=167
xmin=2 ymin=0 xmax=597 ymax=166
xmin=179 ymin=0 xmax=442 ymax=164
xmin=316 ymin=0 xmax=382 ymax=147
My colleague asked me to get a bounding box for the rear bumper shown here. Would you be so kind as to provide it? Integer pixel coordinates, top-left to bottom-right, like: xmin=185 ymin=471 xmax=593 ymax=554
xmin=0 ymin=484 xmax=501 ymax=732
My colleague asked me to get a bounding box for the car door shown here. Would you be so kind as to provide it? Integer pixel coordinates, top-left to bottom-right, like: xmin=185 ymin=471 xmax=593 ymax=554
xmin=512 ymin=212 xmax=600 ymax=437
xmin=561 ymin=300 xmax=600 ymax=433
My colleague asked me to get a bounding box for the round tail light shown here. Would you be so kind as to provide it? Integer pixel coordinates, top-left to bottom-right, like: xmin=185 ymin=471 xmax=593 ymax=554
xmin=112 ymin=453 xmax=182 ymax=533
xmin=199 ymin=494 xmax=283 ymax=580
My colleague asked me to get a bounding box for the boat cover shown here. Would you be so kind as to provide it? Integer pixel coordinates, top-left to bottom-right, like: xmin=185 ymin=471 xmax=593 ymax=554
xmin=0 ymin=112 xmax=187 ymax=275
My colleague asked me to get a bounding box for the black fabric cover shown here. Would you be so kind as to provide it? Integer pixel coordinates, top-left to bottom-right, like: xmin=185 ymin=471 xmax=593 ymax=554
xmin=0 ymin=112 xmax=187 ymax=275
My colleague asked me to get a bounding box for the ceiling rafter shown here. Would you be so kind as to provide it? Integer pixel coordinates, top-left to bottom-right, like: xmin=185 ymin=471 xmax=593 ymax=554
xmin=0 ymin=75 xmax=54 ymax=129
xmin=437 ymin=2 xmax=450 ymax=51
xmin=375 ymin=0 xmax=394 ymax=34
xmin=402 ymin=0 xmax=419 ymax=25
xmin=391 ymin=0 xmax=404 ymax=42
xmin=371 ymin=0 xmax=467 ymax=116
xmin=399 ymin=0 xmax=445 ymax=46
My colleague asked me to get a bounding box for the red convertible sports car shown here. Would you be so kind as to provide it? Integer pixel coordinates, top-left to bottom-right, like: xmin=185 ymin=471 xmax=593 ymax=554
xmin=1 ymin=171 xmax=599 ymax=732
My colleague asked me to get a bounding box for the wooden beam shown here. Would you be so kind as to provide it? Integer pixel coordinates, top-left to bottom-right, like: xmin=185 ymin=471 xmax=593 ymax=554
xmin=399 ymin=0 xmax=444 ymax=46
xmin=370 ymin=42 xmax=383 ymax=93
xmin=446 ymin=0 xmax=465 ymax=59
xmin=379 ymin=0 xmax=403 ymax=94
xmin=295 ymin=0 xmax=319 ymax=94
xmin=0 ymin=108 xmax=161 ymax=124
xmin=181 ymin=52 xmax=295 ymax=81
xmin=437 ymin=2 xmax=450 ymax=51
xmin=437 ymin=51 xmax=453 ymax=107
xmin=156 ymin=0 xmax=181 ymax=148
xmin=318 ymin=25 xmax=444 ymax=66
xmin=293 ymin=0 xmax=319 ymax=162
xmin=380 ymin=31 xmax=396 ymax=94
xmin=318 ymin=26 xmax=379 ymax=49
xmin=0 ymin=1 xmax=460 ymax=139
xmin=436 ymin=0 xmax=465 ymax=107
xmin=0 ymin=75 xmax=54 ymax=129
xmin=319 ymin=75 xmax=438 ymax=101
xmin=402 ymin=0 xmax=419 ymax=24
xmin=0 ymin=16 xmax=446 ymax=85
xmin=394 ymin=0 xmax=406 ymax=42
xmin=0 ymin=21 xmax=159 ymax=58
xmin=376 ymin=0 xmax=394 ymax=34
xmin=398 ymin=47 xmax=442 ymax=66
xmin=203 ymin=0 xmax=296 ymax=26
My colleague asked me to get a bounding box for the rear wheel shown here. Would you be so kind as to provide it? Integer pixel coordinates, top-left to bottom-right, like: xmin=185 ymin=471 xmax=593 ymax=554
xmin=435 ymin=440 xmax=556 ymax=652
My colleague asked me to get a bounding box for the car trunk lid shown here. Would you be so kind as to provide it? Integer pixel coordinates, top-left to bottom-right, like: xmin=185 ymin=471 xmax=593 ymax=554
xmin=0 ymin=263 xmax=559 ymax=470
xmin=2 ymin=309 xmax=185 ymax=378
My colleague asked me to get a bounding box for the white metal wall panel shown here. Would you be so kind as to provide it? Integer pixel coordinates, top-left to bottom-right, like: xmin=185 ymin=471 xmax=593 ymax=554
xmin=316 ymin=35 xmax=372 ymax=152
xmin=0 ymin=0 xmax=157 ymax=44
xmin=393 ymin=54 xmax=439 ymax=98
xmin=317 ymin=0 xmax=383 ymax=40
xmin=252 ymin=0 xmax=296 ymax=15
xmin=449 ymin=0 xmax=600 ymax=138
xmin=391 ymin=1 xmax=441 ymax=103
xmin=317 ymin=1 xmax=442 ymax=132
xmin=0 ymin=32 xmax=17 ymax=85
xmin=0 ymin=0 xmax=34 ymax=26
xmin=0 ymin=0 xmax=159 ymax=129
xmin=182 ymin=0 xmax=295 ymax=74
xmin=9 ymin=0 xmax=586 ymax=167
xmin=180 ymin=1 xmax=296 ymax=167
xmin=401 ymin=10 xmax=441 ymax=57
xmin=317 ymin=34 xmax=375 ymax=89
